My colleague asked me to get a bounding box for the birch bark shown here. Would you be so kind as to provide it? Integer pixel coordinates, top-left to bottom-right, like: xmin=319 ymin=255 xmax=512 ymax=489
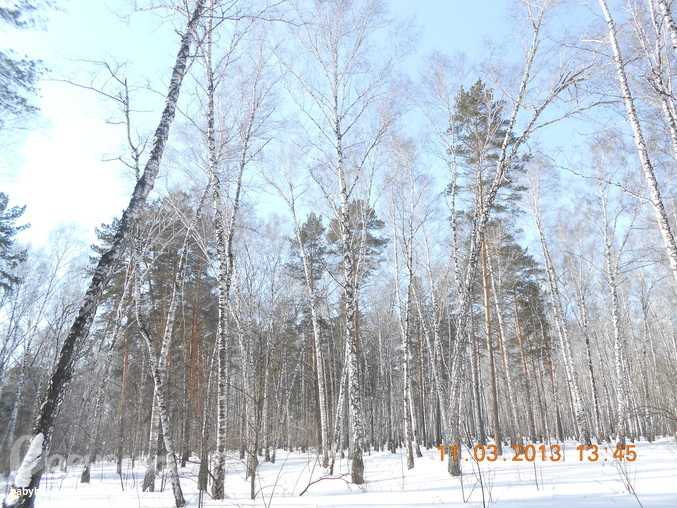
xmin=289 ymin=201 xmax=331 ymax=467
xmin=206 ymin=19 xmax=268 ymax=493
xmin=2 ymin=3 xmax=204 ymax=507
xmin=656 ymin=0 xmax=677 ymax=55
xmin=444 ymin=0 xmax=596 ymax=473
xmin=488 ymin=254 xmax=520 ymax=445
xmin=284 ymin=0 xmax=399 ymax=484
xmin=533 ymin=211 xmax=591 ymax=447
xmin=597 ymin=0 xmax=677 ymax=287
xmin=392 ymin=228 xmax=414 ymax=469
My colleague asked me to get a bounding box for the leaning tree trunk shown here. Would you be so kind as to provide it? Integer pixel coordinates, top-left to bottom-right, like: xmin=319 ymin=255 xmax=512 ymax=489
xmin=598 ymin=0 xmax=677 ymax=287
xmin=137 ymin=327 xmax=186 ymax=508
xmin=1 ymin=3 xmax=205 ymax=507
xmin=443 ymin=2 xmax=580 ymax=470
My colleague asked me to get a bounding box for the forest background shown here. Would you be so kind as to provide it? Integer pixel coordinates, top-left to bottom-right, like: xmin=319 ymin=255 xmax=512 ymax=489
xmin=0 ymin=0 xmax=676 ymax=507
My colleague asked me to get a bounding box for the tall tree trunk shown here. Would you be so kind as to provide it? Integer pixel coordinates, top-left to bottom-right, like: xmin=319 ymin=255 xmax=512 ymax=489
xmin=142 ymin=383 xmax=161 ymax=491
xmin=640 ymin=299 xmax=655 ymax=442
xmin=336 ymin=136 xmax=365 ymax=485
xmin=575 ymin=285 xmax=604 ymax=442
xmin=513 ymin=295 xmax=536 ymax=443
xmin=137 ymin=326 xmax=185 ymax=508
xmin=1 ymin=4 xmax=204 ymax=507
xmin=488 ymin=254 xmax=520 ymax=446
xmin=116 ymin=335 xmax=130 ymax=475
xmin=329 ymin=342 xmax=349 ymax=475
xmin=137 ymin=183 xmax=209 ymax=506
xmin=656 ymin=0 xmax=677 ymax=55
xmin=598 ymin=0 xmax=677 ymax=287
xmin=287 ymin=200 xmax=330 ymax=468
xmin=481 ymin=238 xmax=502 ymax=454
xmin=81 ymin=304 xmax=131 ymax=483
xmin=80 ymin=379 xmax=105 ymax=483
xmin=444 ymin=1 xmax=590 ymax=471
xmin=205 ymin=3 xmax=264 ymax=492
xmin=534 ymin=213 xmax=591 ymax=447
xmin=602 ymin=217 xmax=627 ymax=448
xmin=392 ymin=231 xmax=414 ymax=469
xmin=469 ymin=312 xmax=486 ymax=446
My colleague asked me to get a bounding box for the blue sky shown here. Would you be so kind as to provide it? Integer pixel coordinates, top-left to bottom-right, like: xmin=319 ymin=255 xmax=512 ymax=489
xmin=2 ymin=0 xmax=511 ymax=247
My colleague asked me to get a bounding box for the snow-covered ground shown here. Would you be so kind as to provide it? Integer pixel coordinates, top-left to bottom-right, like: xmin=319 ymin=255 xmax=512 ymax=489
xmin=4 ymin=437 xmax=677 ymax=507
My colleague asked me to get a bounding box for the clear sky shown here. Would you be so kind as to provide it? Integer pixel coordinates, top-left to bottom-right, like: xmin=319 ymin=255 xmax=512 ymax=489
xmin=1 ymin=0 xmax=509 ymax=248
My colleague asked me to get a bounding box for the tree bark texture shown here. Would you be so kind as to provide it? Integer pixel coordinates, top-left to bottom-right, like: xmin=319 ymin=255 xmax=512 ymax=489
xmin=598 ymin=0 xmax=677 ymax=288
xmin=2 ymin=3 xmax=205 ymax=507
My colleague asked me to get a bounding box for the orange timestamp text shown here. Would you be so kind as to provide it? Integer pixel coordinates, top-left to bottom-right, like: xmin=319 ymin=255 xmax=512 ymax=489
xmin=438 ymin=444 xmax=637 ymax=462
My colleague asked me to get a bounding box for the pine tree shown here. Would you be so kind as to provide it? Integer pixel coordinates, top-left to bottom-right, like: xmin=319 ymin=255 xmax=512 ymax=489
xmin=287 ymin=213 xmax=327 ymax=291
xmin=0 ymin=1 xmax=55 ymax=130
xmin=0 ymin=192 xmax=28 ymax=293
xmin=450 ymin=78 xmax=526 ymax=455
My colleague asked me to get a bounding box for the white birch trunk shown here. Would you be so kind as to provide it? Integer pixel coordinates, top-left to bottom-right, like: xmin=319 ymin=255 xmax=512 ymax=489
xmin=205 ymin=5 xmax=269 ymax=492
xmin=137 ymin=185 xmax=209 ymax=506
xmin=81 ymin=296 xmax=132 ymax=483
xmin=513 ymin=297 xmax=536 ymax=442
xmin=598 ymin=0 xmax=677 ymax=287
xmin=3 ymin=347 xmax=28 ymax=467
xmin=656 ymin=0 xmax=677 ymax=55
xmin=200 ymin=4 xmax=230 ymax=499
xmin=420 ymin=235 xmax=451 ymax=441
xmin=2 ymin=3 xmax=205 ymax=506
xmin=533 ymin=212 xmax=591 ymax=447
xmin=142 ymin=383 xmax=161 ymax=491
xmin=292 ymin=213 xmax=330 ymax=467
xmin=392 ymin=229 xmax=414 ymax=469
xmin=574 ymin=283 xmax=604 ymax=440
xmin=639 ymin=1 xmax=677 ymax=187
xmin=444 ymin=1 xmax=595 ymax=470
xmin=488 ymin=254 xmax=520 ymax=445
xmin=481 ymin=239 xmax=502 ymax=453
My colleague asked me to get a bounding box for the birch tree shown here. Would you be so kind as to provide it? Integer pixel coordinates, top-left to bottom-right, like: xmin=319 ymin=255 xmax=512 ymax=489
xmin=283 ymin=0 xmax=403 ymax=483
xmin=265 ymin=152 xmax=332 ymax=468
xmin=2 ymin=4 xmax=205 ymax=507
xmin=387 ymin=135 xmax=430 ymax=469
xmin=134 ymin=189 xmax=211 ymax=506
xmin=526 ymin=159 xmax=591 ymax=447
xmin=656 ymin=0 xmax=677 ymax=55
xmin=435 ymin=0 xmax=598 ymax=475
xmin=581 ymin=134 xmax=643 ymax=447
xmin=597 ymin=0 xmax=677 ymax=287
xmin=201 ymin=6 xmax=277 ymax=497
